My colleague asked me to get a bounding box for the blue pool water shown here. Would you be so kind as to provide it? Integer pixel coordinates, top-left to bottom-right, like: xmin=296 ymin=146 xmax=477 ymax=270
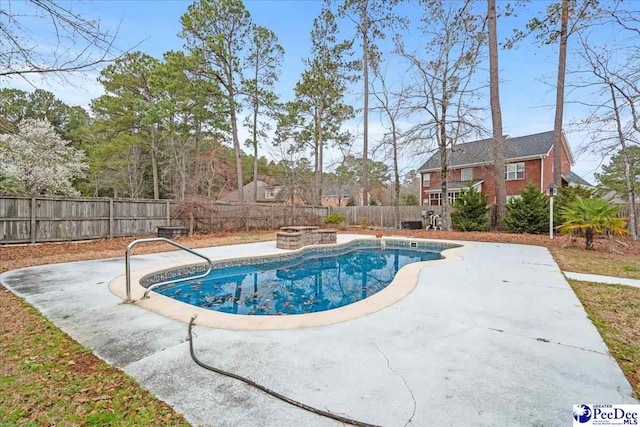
xmin=154 ymin=245 xmax=441 ymax=315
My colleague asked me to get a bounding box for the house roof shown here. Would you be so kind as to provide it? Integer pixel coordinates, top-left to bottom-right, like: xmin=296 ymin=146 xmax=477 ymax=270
xmin=218 ymin=180 xmax=269 ymax=202
xmin=418 ymin=131 xmax=573 ymax=171
xmin=562 ymin=171 xmax=593 ymax=187
xmin=322 ymin=185 xmax=353 ymax=197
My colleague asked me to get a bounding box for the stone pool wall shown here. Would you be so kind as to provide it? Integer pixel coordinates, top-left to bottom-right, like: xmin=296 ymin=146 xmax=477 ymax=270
xmin=276 ymin=226 xmax=336 ymax=250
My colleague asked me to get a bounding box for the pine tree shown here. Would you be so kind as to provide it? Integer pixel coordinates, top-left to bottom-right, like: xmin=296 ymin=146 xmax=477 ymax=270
xmin=503 ymin=182 xmax=550 ymax=234
xmin=451 ymin=184 xmax=490 ymax=231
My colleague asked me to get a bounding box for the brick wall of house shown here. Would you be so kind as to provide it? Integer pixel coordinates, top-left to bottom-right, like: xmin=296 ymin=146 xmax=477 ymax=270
xmin=419 ymin=136 xmax=574 ymax=205
xmin=421 ymin=158 xmax=546 ymax=205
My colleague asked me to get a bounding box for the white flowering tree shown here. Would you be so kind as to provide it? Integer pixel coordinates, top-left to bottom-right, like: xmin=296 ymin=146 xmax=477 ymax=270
xmin=0 ymin=119 xmax=88 ymax=196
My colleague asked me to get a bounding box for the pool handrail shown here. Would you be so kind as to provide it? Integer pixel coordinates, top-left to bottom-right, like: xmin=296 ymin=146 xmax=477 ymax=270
xmin=124 ymin=237 xmax=213 ymax=302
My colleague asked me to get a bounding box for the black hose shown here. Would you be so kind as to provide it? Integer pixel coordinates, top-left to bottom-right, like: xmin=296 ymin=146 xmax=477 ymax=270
xmin=187 ymin=316 xmax=383 ymax=427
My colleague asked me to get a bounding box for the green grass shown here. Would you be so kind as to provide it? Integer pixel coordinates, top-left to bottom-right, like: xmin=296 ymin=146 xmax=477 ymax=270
xmin=550 ymin=246 xmax=640 ymax=279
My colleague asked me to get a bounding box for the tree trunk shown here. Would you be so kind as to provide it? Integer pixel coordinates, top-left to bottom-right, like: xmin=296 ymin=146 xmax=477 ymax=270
xmin=553 ymin=0 xmax=569 ymax=187
xmin=229 ymin=90 xmax=244 ymax=203
xmin=392 ymin=122 xmax=400 ymax=229
xmin=251 ymin=59 xmax=260 ymax=204
xmin=252 ymin=98 xmax=259 ymax=203
xmin=439 ymin=125 xmax=450 ymax=231
xmin=316 ymin=101 xmax=325 ymax=206
xmin=610 ymin=84 xmax=638 ymax=240
xmin=361 ymin=1 xmax=369 ymax=206
xmin=585 ymin=228 xmax=594 ymax=250
xmin=150 ymin=125 xmax=160 ymax=199
xmin=488 ymin=0 xmax=506 ymax=225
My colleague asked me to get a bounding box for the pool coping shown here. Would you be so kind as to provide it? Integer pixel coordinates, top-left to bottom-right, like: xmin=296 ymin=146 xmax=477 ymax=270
xmin=108 ymin=237 xmax=470 ymax=331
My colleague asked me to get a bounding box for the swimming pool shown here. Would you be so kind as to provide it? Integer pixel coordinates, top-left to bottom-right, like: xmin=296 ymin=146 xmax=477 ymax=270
xmin=145 ymin=240 xmax=453 ymax=316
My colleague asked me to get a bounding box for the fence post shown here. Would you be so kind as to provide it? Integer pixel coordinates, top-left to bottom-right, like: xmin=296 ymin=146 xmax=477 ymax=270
xmin=166 ymin=199 xmax=171 ymax=225
xmin=30 ymin=197 xmax=36 ymax=243
xmin=271 ymin=204 xmax=275 ymax=229
xmin=109 ymin=198 xmax=114 ymax=238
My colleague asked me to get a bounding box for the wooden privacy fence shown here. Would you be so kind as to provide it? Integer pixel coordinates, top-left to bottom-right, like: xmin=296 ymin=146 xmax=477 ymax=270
xmin=0 ymin=195 xmax=330 ymax=244
xmin=0 ymin=196 xmax=171 ymax=243
xmin=331 ymin=205 xmax=424 ymax=228
xmin=178 ymin=203 xmax=329 ymax=233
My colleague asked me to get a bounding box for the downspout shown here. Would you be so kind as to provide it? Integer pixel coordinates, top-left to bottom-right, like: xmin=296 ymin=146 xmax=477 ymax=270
xmin=419 ymin=173 xmax=423 ymax=206
xmin=540 ymin=155 xmax=545 ymax=190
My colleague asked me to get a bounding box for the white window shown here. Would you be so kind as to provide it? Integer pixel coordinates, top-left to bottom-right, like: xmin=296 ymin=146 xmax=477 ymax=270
xmin=448 ymin=191 xmax=459 ymax=204
xmin=422 ymin=173 xmax=431 ymax=187
xmin=461 ymin=168 xmax=473 ymax=181
xmin=264 ymin=187 xmax=276 ymax=199
xmin=506 ymin=194 xmax=521 ymax=202
xmin=429 ymin=193 xmax=441 ymax=206
xmin=505 ymin=162 xmax=525 ymax=180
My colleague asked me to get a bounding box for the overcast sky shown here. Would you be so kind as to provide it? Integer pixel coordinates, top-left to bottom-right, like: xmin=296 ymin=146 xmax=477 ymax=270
xmin=5 ymin=0 xmax=635 ymax=184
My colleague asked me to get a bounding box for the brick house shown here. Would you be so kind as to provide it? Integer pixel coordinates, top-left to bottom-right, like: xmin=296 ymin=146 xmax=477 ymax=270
xmin=418 ymin=130 xmax=592 ymax=207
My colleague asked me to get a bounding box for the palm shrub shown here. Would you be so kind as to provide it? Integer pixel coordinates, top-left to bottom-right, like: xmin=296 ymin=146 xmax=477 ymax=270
xmin=558 ymin=197 xmax=628 ymax=250
xmin=503 ymin=182 xmax=549 ymax=234
xmin=451 ymin=184 xmax=490 ymax=231
xmin=553 ymin=185 xmax=596 ymax=226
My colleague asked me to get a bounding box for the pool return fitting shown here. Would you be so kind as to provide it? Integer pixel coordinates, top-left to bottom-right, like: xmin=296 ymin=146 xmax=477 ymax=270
xmin=188 ymin=316 xmax=382 ymax=427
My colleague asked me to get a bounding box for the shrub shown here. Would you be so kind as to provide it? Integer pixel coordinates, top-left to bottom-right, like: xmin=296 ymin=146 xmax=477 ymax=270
xmin=503 ymin=182 xmax=549 ymax=234
xmin=553 ymin=185 xmax=596 ymax=226
xmin=451 ymin=184 xmax=490 ymax=231
xmin=324 ymin=213 xmax=346 ymax=226
xmin=358 ymin=216 xmax=369 ymax=228
xmin=402 ymin=194 xmax=419 ymax=206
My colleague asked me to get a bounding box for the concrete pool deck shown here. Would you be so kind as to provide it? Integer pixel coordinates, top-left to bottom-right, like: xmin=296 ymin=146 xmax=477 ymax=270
xmin=1 ymin=234 xmax=637 ymax=426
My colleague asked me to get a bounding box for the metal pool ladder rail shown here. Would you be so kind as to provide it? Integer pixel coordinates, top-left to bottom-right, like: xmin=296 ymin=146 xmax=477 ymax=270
xmin=125 ymin=237 xmax=213 ymax=303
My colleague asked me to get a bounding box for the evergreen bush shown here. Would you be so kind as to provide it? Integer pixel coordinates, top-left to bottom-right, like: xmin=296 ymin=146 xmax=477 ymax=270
xmin=503 ymin=182 xmax=549 ymax=234
xmin=451 ymin=184 xmax=490 ymax=231
xmin=324 ymin=213 xmax=346 ymax=226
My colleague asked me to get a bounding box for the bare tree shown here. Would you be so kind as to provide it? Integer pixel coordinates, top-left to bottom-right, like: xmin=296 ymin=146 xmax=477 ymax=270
xmin=573 ymin=34 xmax=639 ymax=239
xmin=510 ymin=0 xmax=600 ymax=186
xmin=396 ymin=0 xmax=485 ymax=231
xmin=1 ymin=0 xmax=123 ymax=81
xmin=371 ymin=66 xmax=409 ymax=228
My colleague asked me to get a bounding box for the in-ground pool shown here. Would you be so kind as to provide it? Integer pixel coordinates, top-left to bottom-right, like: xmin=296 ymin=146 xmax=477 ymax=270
xmin=147 ymin=240 xmax=450 ymax=316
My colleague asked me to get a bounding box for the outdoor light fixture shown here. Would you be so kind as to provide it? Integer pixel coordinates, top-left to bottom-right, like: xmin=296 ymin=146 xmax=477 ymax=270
xmin=547 ymin=183 xmax=558 ymax=239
